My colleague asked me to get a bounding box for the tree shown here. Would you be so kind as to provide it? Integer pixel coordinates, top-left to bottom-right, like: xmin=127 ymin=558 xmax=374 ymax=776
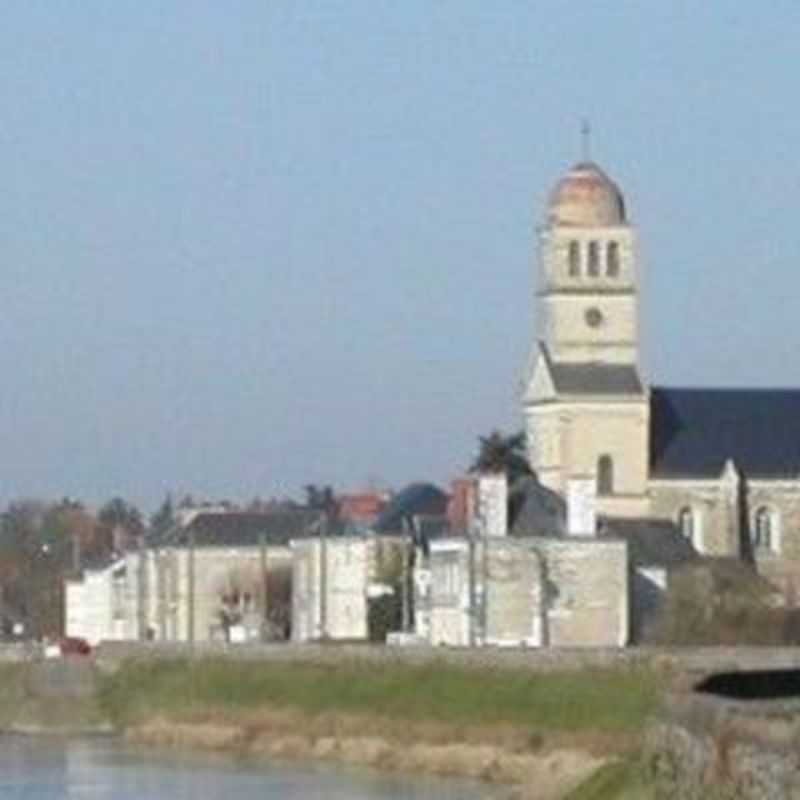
xmin=0 ymin=500 xmax=73 ymax=639
xmin=149 ymin=494 xmax=175 ymax=540
xmin=98 ymin=497 xmax=144 ymax=552
xmin=470 ymin=430 xmax=532 ymax=485
xmin=303 ymin=484 xmax=336 ymax=513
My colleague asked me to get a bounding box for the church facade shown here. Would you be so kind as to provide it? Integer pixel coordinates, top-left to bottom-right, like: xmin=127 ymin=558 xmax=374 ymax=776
xmin=522 ymin=161 xmax=800 ymax=601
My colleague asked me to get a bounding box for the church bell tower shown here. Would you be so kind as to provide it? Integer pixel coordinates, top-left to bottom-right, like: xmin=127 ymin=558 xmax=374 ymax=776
xmin=522 ymin=159 xmax=650 ymax=518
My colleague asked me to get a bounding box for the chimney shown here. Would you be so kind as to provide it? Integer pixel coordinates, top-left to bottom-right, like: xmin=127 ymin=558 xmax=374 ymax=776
xmin=477 ymin=473 xmax=508 ymax=537
xmin=567 ymin=479 xmax=596 ymax=536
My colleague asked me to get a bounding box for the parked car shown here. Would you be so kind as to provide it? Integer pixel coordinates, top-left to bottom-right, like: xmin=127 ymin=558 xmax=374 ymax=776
xmin=59 ymin=636 xmax=91 ymax=657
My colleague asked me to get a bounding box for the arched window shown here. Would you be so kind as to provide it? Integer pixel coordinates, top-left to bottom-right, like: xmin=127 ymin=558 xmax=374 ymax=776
xmin=678 ymin=507 xmax=695 ymax=544
xmin=606 ymin=241 xmax=620 ymax=277
xmin=587 ymin=241 xmax=600 ymax=276
xmin=597 ymin=455 xmax=613 ymax=496
xmin=568 ymin=240 xmax=580 ymax=277
xmin=753 ymin=507 xmax=777 ymax=553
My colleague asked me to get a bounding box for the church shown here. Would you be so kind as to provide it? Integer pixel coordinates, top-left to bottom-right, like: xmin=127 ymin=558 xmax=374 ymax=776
xmin=522 ymin=160 xmax=800 ymax=602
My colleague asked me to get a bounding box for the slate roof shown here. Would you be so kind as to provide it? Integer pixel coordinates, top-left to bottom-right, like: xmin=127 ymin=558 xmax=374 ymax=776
xmin=171 ymin=510 xmax=326 ymax=548
xmin=650 ymin=387 xmax=800 ymax=478
xmin=374 ymin=483 xmax=449 ymax=534
xmin=549 ymin=361 xmax=643 ymax=396
xmin=600 ymin=517 xmax=698 ymax=568
xmin=509 ymin=475 xmax=566 ymax=538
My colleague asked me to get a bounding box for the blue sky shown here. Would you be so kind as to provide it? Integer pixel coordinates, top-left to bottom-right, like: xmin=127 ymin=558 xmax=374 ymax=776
xmin=0 ymin=2 xmax=798 ymax=510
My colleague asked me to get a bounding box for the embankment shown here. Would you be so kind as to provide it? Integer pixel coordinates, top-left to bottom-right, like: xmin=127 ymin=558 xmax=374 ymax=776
xmin=97 ymin=656 xmax=662 ymax=799
xmin=0 ymin=659 xmax=113 ymax=735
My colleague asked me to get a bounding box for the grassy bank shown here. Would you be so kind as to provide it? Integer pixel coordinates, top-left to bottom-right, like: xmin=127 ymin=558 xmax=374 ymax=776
xmin=0 ymin=663 xmax=26 ymax=727
xmin=97 ymin=657 xmax=661 ymax=798
xmin=0 ymin=661 xmax=111 ymax=733
xmin=99 ymin=657 xmax=660 ymax=741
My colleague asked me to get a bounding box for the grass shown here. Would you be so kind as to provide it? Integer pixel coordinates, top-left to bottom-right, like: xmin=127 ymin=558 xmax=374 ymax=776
xmin=98 ymin=657 xmax=660 ymax=741
xmin=0 ymin=664 xmax=25 ymax=726
xmin=0 ymin=662 xmax=109 ymax=731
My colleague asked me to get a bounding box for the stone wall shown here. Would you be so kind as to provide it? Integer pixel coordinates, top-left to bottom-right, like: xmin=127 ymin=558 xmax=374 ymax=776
xmin=645 ymin=692 xmax=800 ymax=799
xmin=649 ymin=478 xmax=735 ymax=556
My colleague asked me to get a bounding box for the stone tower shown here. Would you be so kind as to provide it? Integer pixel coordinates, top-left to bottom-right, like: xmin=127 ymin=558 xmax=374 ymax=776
xmin=522 ymin=161 xmax=650 ymax=518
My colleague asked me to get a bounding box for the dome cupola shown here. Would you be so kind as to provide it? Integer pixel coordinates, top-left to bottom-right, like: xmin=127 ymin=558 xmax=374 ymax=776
xmin=547 ymin=161 xmax=626 ymax=227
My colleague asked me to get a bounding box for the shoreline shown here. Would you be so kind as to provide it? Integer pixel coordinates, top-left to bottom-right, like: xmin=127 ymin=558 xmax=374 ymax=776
xmin=123 ymin=713 xmax=609 ymax=800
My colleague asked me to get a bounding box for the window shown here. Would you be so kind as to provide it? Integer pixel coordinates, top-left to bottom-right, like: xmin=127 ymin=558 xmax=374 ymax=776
xmin=677 ymin=507 xmax=704 ymax=552
xmin=753 ymin=507 xmax=778 ymax=554
xmin=432 ymin=554 xmax=461 ymax=605
xmin=606 ymin=241 xmax=620 ymax=277
xmin=587 ymin=241 xmax=600 ymax=276
xmin=678 ymin=507 xmax=695 ymax=544
xmin=597 ymin=455 xmax=614 ymax=496
xmin=568 ymin=240 xmax=580 ymax=277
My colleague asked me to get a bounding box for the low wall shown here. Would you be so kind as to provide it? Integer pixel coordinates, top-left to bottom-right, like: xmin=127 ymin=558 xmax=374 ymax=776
xmin=93 ymin=640 xmax=800 ymax=680
xmin=645 ymin=692 xmax=800 ymax=799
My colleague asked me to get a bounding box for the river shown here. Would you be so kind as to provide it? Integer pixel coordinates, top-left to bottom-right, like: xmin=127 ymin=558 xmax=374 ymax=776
xmin=0 ymin=736 xmax=486 ymax=799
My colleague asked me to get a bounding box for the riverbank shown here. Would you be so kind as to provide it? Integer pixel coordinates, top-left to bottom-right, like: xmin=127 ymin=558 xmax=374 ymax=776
xmin=0 ymin=661 xmax=112 ymax=735
xmin=97 ymin=657 xmax=661 ymax=799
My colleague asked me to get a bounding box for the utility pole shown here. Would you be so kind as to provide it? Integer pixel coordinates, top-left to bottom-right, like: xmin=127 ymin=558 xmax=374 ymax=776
xmin=467 ymin=530 xmax=476 ymax=647
xmin=137 ymin=534 xmax=147 ymax=641
xmin=401 ymin=518 xmax=411 ymax=633
xmin=259 ymin=530 xmax=268 ymax=640
xmin=187 ymin=525 xmax=196 ymax=648
xmin=318 ymin=513 xmax=328 ymax=640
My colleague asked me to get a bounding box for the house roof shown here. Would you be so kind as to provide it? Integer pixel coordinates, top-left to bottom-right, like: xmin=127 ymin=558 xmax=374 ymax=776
xmin=374 ymin=483 xmax=449 ymax=533
xmin=600 ymin=517 xmax=698 ymax=568
xmin=509 ymin=475 xmax=566 ymax=538
xmin=650 ymin=387 xmax=800 ymax=478
xmin=171 ymin=510 xmax=326 ymax=548
xmin=549 ymin=361 xmax=644 ymax=396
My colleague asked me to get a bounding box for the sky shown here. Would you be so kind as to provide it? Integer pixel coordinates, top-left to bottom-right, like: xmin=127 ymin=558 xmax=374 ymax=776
xmin=0 ymin=2 xmax=799 ymax=511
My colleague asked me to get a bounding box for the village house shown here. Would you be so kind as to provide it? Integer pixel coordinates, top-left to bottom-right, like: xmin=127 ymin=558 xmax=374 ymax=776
xmin=65 ymin=508 xmax=323 ymax=644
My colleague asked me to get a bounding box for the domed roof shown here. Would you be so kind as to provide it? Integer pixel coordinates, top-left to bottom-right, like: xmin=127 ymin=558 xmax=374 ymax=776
xmin=547 ymin=161 xmax=626 ymax=227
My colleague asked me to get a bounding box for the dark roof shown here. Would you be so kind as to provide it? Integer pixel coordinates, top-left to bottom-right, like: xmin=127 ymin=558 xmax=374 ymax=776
xmin=172 ymin=510 xmax=325 ymax=548
xmin=374 ymin=483 xmax=449 ymax=533
xmin=600 ymin=517 xmax=698 ymax=568
xmin=509 ymin=475 xmax=566 ymax=538
xmin=550 ymin=361 xmax=643 ymax=395
xmin=650 ymin=387 xmax=800 ymax=478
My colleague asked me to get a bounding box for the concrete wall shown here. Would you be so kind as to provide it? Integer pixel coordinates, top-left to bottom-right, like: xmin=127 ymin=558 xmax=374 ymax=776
xmin=423 ymin=536 xmax=627 ymax=648
xmin=541 ymin=538 xmax=628 ymax=647
xmin=291 ymin=537 xmax=372 ymax=642
xmin=124 ymin=545 xmax=292 ymax=643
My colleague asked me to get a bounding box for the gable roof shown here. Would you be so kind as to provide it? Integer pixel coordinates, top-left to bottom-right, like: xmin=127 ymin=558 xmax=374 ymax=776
xmin=600 ymin=517 xmax=697 ymax=568
xmin=527 ymin=343 xmax=644 ymax=398
xmin=549 ymin=361 xmax=644 ymax=395
xmin=172 ymin=510 xmax=325 ymax=548
xmin=650 ymin=387 xmax=800 ymax=478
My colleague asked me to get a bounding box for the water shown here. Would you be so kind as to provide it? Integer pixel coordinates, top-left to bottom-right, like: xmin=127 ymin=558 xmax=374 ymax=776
xmin=0 ymin=736 xmax=485 ymax=799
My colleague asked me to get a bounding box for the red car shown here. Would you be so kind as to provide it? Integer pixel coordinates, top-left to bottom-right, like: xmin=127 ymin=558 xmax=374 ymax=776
xmin=59 ymin=636 xmax=92 ymax=657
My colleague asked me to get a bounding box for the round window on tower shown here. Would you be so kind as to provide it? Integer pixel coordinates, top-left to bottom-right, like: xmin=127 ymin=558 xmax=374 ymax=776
xmin=584 ymin=307 xmax=604 ymax=328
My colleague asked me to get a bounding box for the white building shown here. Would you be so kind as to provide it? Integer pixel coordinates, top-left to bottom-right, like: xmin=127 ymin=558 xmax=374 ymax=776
xmin=64 ymin=559 xmax=127 ymax=645
xmin=417 ymin=475 xmax=629 ymax=648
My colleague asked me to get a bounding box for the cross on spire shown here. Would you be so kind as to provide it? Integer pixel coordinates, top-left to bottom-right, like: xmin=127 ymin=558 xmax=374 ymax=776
xmin=580 ymin=119 xmax=592 ymax=162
